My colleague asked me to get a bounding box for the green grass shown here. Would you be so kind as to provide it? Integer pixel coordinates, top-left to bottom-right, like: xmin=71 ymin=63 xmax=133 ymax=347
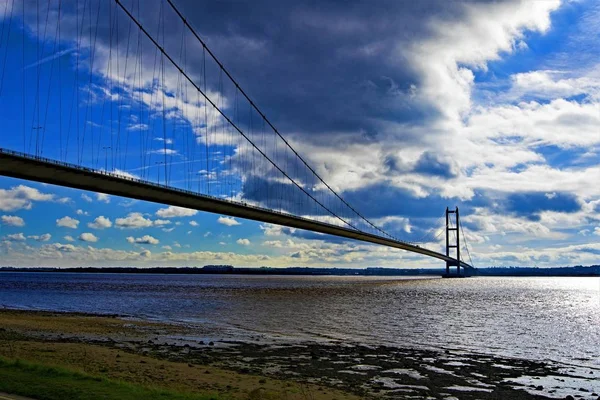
xmin=0 ymin=357 xmax=223 ymax=400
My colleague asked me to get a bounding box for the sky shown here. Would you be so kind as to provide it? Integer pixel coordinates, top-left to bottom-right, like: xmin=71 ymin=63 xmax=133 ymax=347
xmin=0 ymin=0 xmax=599 ymax=268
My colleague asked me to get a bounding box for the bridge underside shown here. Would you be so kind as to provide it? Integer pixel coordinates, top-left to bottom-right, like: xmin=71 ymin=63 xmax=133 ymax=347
xmin=0 ymin=149 xmax=472 ymax=270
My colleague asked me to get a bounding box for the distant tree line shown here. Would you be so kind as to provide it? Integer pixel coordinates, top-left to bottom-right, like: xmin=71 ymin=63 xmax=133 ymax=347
xmin=0 ymin=265 xmax=598 ymax=276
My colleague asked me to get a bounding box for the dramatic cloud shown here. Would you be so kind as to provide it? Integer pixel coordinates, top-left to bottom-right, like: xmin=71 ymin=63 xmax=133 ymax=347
xmin=413 ymin=152 xmax=457 ymax=179
xmin=218 ymin=216 xmax=241 ymax=226
xmin=1 ymin=215 xmax=25 ymax=227
xmin=88 ymin=216 xmax=113 ymax=230
xmin=505 ymin=192 xmax=581 ymax=220
xmin=56 ymin=216 xmax=80 ymax=229
xmin=2 ymin=0 xmax=600 ymax=268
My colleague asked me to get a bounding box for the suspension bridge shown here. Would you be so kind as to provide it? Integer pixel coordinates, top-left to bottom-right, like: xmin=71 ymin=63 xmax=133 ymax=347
xmin=0 ymin=0 xmax=475 ymax=273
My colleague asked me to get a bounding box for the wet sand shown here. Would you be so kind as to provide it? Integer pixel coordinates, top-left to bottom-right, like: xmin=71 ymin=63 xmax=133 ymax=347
xmin=0 ymin=309 xmax=598 ymax=399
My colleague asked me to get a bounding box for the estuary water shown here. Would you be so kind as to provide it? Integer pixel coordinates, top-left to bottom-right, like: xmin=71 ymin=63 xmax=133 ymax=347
xmin=0 ymin=272 xmax=599 ymax=369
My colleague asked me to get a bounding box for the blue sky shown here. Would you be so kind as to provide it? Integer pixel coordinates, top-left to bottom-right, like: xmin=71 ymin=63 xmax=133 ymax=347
xmin=0 ymin=0 xmax=599 ymax=268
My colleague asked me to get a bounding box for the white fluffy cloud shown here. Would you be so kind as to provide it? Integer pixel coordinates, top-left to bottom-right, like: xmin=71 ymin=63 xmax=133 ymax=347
xmin=509 ymin=69 xmax=600 ymax=100
xmin=1 ymin=215 xmax=25 ymax=227
xmin=155 ymin=206 xmax=198 ymax=218
xmin=64 ymin=235 xmax=75 ymax=242
xmin=28 ymin=233 xmax=52 ymax=242
xmin=236 ymin=238 xmax=251 ymax=246
xmin=218 ymin=216 xmax=241 ymax=226
xmin=260 ymin=224 xmax=284 ymax=236
xmin=126 ymin=235 xmax=160 ymax=245
xmin=153 ymin=219 xmax=171 ymax=227
xmin=5 ymin=233 xmax=26 ymax=241
xmin=80 ymin=193 xmax=110 ymax=203
xmin=56 ymin=216 xmax=80 ymax=229
xmin=115 ymin=213 xmax=169 ymax=229
xmin=79 ymin=233 xmax=99 ymax=243
xmin=88 ymin=216 xmax=113 ymax=230
xmin=189 ymin=221 xmax=199 ymax=227
xmin=0 ymin=242 xmax=305 ymax=267
xmin=97 ymin=193 xmax=110 ymax=203
xmin=0 ymin=185 xmax=55 ymax=211
xmin=115 ymin=213 xmax=153 ymax=229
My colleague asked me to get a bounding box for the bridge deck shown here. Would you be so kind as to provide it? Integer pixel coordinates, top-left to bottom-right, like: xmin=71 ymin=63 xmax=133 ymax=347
xmin=0 ymin=149 xmax=472 ymax=269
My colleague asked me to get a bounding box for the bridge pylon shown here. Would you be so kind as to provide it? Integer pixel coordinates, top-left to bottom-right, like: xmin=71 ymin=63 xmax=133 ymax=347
xmin=445 ymin=206 xmax=461 ymax=276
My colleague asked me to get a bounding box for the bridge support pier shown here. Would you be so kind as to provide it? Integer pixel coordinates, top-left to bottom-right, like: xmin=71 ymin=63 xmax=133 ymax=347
xmin=445 ymin=207 xmax=461 ymax=276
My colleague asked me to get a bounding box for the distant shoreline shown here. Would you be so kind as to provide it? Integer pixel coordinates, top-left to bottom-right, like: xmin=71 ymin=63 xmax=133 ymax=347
xmin=0 ymin=265 xmax=598 ymax=277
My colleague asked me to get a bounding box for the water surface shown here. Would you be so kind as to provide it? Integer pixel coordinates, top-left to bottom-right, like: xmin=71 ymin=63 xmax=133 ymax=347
xmin=0 ymin=273 xmax=598 ymax=369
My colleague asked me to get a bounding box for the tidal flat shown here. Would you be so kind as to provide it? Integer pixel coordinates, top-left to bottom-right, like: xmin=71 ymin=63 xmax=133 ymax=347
xmin=0 ymin=309 xmax=598 ymax=399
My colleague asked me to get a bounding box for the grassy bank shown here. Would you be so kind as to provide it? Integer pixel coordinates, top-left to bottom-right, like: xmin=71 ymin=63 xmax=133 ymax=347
xmin=0 ymin=357 xmax=219 ymax=400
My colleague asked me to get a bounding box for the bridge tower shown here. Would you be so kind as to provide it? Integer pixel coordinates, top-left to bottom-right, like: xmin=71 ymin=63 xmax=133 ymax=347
xmin=445 ymin=207 xmax=461 ymax=275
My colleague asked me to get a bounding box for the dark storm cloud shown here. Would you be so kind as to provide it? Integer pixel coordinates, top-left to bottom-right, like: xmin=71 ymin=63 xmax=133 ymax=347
xmin=242 ymin=176 xmax=490 ymax=241
xmin=577 ymin=247 xmax=600 ymax=256
xmin=505 ymin=192 xmax=581 ymax=220
xmin=244 ymin=176 xmax=435 ymax=219
xmin=241 ymin=176 xmax=326 ymax=216
xmin=156 ymin=0 xmax=480 ymax=138
xmin=343 ymin=183 xmax=488 ymax=219
xmin=412 ymin=152 xmax=456 ymax=178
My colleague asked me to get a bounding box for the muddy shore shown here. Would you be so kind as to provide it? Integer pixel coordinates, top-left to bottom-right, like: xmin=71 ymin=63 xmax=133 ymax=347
xmin=0 ymin=309 xmax=598 ymax=399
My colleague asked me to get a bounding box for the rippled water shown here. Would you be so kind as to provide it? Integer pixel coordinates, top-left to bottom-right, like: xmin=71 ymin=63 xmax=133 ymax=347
xmin=0 ymin=272 xmax=599 ymax=368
